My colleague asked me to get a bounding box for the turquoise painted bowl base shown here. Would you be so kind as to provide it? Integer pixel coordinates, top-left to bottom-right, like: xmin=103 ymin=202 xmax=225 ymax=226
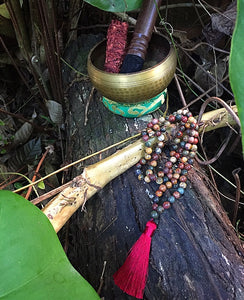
xmin=102 ymin=90 xmax=167 ymax=118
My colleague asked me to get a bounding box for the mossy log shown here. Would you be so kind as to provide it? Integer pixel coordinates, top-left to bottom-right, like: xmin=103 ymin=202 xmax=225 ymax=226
xmin=55 ymin=35 xmax=244 ymax=300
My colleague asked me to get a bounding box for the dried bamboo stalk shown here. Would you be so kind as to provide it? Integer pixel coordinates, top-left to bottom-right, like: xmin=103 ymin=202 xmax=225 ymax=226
xmin=43 ymin=139 xmax=144 ymax=232
xmin=42 ymin=105 xmax=238 ymax=232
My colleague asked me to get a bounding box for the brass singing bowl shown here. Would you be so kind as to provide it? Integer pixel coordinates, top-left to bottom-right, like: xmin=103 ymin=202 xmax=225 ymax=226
xmin=87 ymin=33 xmax=177 ymax=104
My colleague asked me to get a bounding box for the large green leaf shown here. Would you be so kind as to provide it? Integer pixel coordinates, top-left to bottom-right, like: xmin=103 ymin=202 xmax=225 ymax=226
xmin=229 ymin=0 xmax=244 ymax=153
xmin=0 ymin=190 xmax=99 ymax=300
xmin=84 ymin=0 xmax=143 ymax=12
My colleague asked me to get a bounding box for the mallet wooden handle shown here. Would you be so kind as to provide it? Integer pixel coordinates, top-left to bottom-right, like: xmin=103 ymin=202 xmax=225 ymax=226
xmin=127 ymin=0 xmax=162 ymax=59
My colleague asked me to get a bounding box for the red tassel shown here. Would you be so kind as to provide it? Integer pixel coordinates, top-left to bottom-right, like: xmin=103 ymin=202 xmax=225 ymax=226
xmin=113 ymin=220 xmax=157 ymax=299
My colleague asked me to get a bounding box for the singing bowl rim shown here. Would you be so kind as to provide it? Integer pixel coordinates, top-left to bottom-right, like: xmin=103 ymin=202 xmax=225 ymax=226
xmin=87 ymin=34 xmax=177 ymax=103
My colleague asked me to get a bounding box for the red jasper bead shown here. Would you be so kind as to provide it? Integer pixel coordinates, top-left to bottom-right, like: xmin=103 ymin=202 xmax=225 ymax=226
xmin=168 ymin=115 xmax=175 ymax=122
xmin=176 ymin=131 xmax=183 ymax=138
xmin=140 ymin=158 xmax=146 ymax=165
xmin=152 ymin=153 xmax=159 ymax=160
xmin=193 ymin=138 xmax=198 ymax=144
xmin=152 ymin=203 xmax=158 ymax=210
xmin=156 ymin=131 xmax=161 ymax=136
xmin=165 ymin=161 xmax=173 ymax=168
xmin=142 ymin=135 xmax=149 ymax=141
xmin=171 ymin=178 xmax=178 ymax=185
xmin=175 ymin=152 xmax=180 ymax=159
xmin=178 ymin=162 xmax=184 ymax=169
xmin=181 ymin=116 xmax=188 ymax=123
xmin=170 ymin=150 xmax=176 ymax=156
xmin=179 ymin=175 xmax=187 ymax=182
xmin=152 ymin=118 xmax=159 ymax=124
xmin=173 ymin=191 xmax=181 ymax=199
xmin=185 ymin=164 xmax=192 ymax=171
xmin=153 ymin=124 xmax=160 ymax=131
xmin=149 ymin=174 xmax=156 ymax=181
xmin=159 ymin=184 xmax=167 ymax=192
xmin=163 ymin=201 xmax=171 ymax=209
xmin=167 ymin=173 xmax=173 ymax=179
xmin=175 ymin=168 xmax=181 ymax=174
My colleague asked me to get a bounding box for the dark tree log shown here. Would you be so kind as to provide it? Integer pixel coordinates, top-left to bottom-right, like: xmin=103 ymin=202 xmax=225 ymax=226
xmin=62 ymin=35 xmax=244 ymax=300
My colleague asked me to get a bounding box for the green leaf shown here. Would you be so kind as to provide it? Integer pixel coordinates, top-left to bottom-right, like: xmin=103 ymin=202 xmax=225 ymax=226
xmin=229 ymin=0 xmax=244 ymax=153
xmin=84 ymin=0 xmax=143 ymax=12
xmin=0 ymin=190 xmax=99 ymax=300
xmin=0 ymin=3 xmax=10 ymax=19
xmin=37 ymin=180 xmax=45 ymax=190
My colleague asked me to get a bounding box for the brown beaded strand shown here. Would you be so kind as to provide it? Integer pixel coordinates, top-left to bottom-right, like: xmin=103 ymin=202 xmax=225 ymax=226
xmin=135 ymin=109 xmax=199 ymax=223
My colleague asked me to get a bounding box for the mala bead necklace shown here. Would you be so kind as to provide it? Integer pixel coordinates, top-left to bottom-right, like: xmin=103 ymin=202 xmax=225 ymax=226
xmin=114 ymin=108 xmax=199 ymax=299
xmin=136 ymin=108 xmax=199 ymax=222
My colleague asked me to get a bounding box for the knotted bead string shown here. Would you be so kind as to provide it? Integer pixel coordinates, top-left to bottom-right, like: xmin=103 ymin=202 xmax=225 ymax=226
xmin=135 ymin=109 xmax=199 ymax=223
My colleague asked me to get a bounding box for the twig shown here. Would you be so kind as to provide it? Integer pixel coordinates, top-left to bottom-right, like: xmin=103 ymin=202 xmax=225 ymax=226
xmin=97 ymin=261 xmax=107 ymax=295
xmin=176 ymin=68 xmax=211 ymax=99
xmin=196 ymin=128 xmax=233 ymax=165
xmin=174 ymin=74 xmax=187 ymax=106
xmin=232 ymin=168 xmax=241 ymax=226
xmin=180 ymin=41 xmax=230 ymax=54
xmin=25 ymin=146 xmax=52 ymax=200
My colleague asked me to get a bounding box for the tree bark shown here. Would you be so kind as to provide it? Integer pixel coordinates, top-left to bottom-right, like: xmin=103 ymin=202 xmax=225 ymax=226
xmin=62 ymin=34 xmax=244 ymax=300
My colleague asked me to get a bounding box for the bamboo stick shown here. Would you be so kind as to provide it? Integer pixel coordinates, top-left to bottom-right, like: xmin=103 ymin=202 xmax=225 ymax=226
xmin=42 ymin=105 xmax=238 ymax=232
xmin=42 ymin=139 xmax=144 ymax=232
